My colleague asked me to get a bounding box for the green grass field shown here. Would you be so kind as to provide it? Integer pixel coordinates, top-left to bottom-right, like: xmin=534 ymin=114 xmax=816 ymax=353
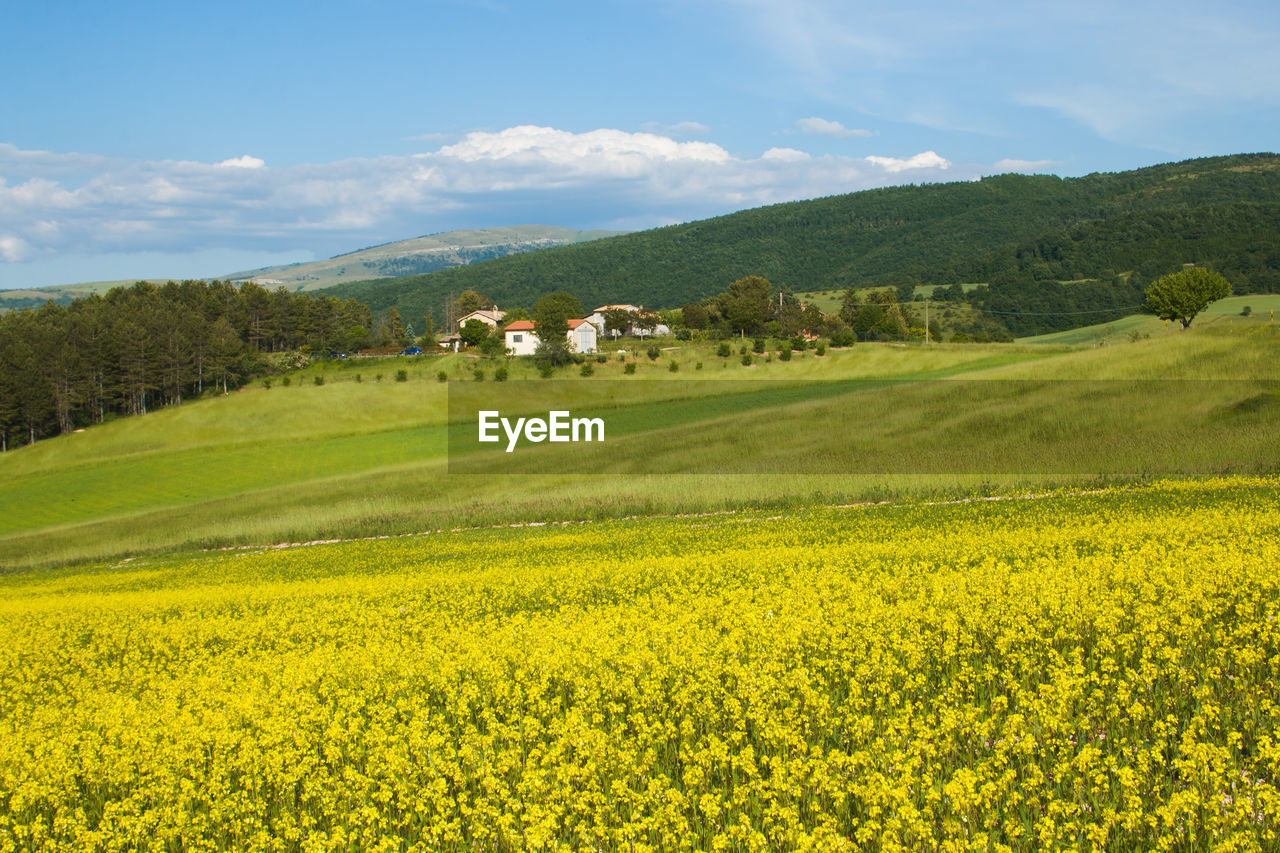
xmin=2 ymin=313 xmax=1278 ymax=571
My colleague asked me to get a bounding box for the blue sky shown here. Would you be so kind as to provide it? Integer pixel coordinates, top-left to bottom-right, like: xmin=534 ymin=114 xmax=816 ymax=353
xmin=1 ymin=0 xmax=1277 ymax=288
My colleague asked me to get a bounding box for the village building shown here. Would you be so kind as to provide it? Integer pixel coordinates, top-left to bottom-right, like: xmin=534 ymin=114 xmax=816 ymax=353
xmin=457 ymin=307 xmax=507 ymax=329
xmin=586 ymin=304 xmax=670 ymax=338
xmin=504 ymin=318 xmax=599 ymax=356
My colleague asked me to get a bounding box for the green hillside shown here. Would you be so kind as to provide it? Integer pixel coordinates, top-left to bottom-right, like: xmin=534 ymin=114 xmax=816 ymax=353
xmin=1015 ymin=294 xmax=1280 ymax=344
xmin=328 ymin=154 xmax=1280 ymax=334
xmin=224 ymin=225 xmax=624 ymax=291
xmin=3 ymin=313 xmax=1278 ymax=571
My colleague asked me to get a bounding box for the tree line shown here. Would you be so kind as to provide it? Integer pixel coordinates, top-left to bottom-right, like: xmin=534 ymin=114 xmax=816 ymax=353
xmin=0 ymin=280 xmax=373 ymax=448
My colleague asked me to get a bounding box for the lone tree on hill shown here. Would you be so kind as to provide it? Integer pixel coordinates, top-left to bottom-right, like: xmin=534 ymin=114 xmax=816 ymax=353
xmin=1145 ymin=267 xmax=1231 ymax=329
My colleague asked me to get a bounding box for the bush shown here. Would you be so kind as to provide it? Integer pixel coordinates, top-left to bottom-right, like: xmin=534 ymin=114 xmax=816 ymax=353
xmin=624 ymin=362 xmax=637 ymax=374
xmin=437 ymin=371 xmax=448 ymax=383
xmin=539 ymin=363 xmax=555 ymax=379
xmin=281 ymin=376 xmax=291 ymax=387
xmin=580 ymin=363 xmax=594 ymax=377
xmin=752 ymin=338 xmax=766 ymax=354
xmin=534 ymin=340 xmax=573 ymax=368
xmin=717 ymin=342 xmax=732 ymax=358
xmin=354 ymin=374 xmax=362 ymax=383
xmin=313 ymin=375 xmax=325 ymax=386
xmin=395 ymin=369 xmax=408 ymax=382
xmin=668 ymin=360 xmax=679 ymax=372
xmin=791 ymin=337 xmax=807 ymax=351
xmin=595 ymin=354 xmax=608 ymax=364
xmin=376 ymin=373 xmax=384 ymax=382
xmin=494 ymin=366 xmax=509 ymax=382
xmin=828 ymin=330 xmax=855 ymax=347
xmin=695 ymin=361 xmax=703 ymax=370
xmin=675 ymin=328 xmax=692 ymax=341
xmin=741 ymin=353 xmax=753 ymax=366
xmin=473 ymin=369 xmax=486 ymax=381
xmin=816 ymin=343 xmax=827 ymax=356
xmin=1242 ymin=305 xmax=1252 ymax=316
xmin=779 ymin=343 xmax=792 ymax=361
xmin=739 ymin=344 xmax=748 ymax=356
xmin=647 ymin=345 xmax=660 ymax=361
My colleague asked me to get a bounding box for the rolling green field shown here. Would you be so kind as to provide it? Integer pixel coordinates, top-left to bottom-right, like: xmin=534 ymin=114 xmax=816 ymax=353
xmin=2 ymin=307 xmax=1278 ymax=571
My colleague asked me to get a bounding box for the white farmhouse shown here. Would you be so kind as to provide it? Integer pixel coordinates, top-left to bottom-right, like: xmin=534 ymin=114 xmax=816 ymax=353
xmin=458 ymin=307 xmax=506 ymax=329
xmin=586 ymin=304 xmax=642 ymax=336
xmin=504 ymin=318 xmax=598 ymax=356
xmin=587 ymin=304 xmax=670 ymax=338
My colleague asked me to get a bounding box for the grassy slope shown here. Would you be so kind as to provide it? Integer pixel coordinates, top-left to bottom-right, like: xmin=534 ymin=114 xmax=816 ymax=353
xmin=1017 ymin=294 xmax=1280 ymax=344
xmin=2 ymin=316 xmax=1278 ymax=571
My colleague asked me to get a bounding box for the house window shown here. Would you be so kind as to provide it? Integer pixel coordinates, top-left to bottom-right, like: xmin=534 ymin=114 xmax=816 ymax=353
xmin=512 ymin=334 xmax=522 ymax=342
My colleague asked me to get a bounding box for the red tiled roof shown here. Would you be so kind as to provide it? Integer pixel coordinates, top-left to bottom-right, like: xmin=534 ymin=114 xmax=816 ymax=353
xmin=504 ymin=320 xmax=535 ymax=331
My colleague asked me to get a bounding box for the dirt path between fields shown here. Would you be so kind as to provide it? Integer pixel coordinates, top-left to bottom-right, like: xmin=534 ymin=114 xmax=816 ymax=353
xmin=205 ymin=487 xmax=1117 ymax=556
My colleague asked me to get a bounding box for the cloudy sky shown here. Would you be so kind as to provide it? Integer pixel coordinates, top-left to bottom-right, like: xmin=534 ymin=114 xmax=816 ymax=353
xmin=2 ymin=0 xmax=1277 ymax=288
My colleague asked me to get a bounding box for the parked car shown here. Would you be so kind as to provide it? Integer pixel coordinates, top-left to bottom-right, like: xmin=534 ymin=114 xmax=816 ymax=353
xmin=327 ymin=350 xmax=349 ymax=359
xmin=399 ymin=346 xmax=422 ymax=356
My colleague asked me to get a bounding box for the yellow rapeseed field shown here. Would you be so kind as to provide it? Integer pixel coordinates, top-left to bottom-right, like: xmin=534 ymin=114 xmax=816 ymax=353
xmin=0 ymin=478 xmax=1277 ymax=851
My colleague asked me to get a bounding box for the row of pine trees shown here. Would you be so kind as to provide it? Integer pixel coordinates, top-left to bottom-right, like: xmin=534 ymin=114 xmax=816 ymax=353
xmin=0 ymin=280 xmax=374 ymax=448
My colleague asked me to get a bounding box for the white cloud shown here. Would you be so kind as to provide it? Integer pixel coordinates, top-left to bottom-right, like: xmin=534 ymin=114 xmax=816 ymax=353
xmin=217 ymin=155 xmax=265 ymax=169
xmin=0 ymin=236 xmax=35 ymax=263
xmin=668 ymin=121 xmax=710 ymax=136
xmin=864 ymin=151 xmax=950 ymax=173
xmin=437 ymin=126 xmax=732 ymax=168
xmin=761 ymin=147 xmax=811 ymax=162
xmin=796 ymin=117 xmax=873 ymax=139
xmin=643 ymin=121 xmax=711 ymax=136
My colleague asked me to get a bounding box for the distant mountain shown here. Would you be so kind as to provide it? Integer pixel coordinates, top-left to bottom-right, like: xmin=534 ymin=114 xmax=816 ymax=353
xmin=0 ymin=227 xmax=622 ymax=313
xmin=327 ymin=153 xmax=1280 ymax=336
xmin=224 ymin=225 xmax=625 ymax=291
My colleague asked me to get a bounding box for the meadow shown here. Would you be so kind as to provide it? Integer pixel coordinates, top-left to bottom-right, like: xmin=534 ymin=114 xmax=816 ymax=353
xmin=1 ymin=298 xmax=1277 ymax=571
xmin=0 ymin=477 xmax=1276 ymax=850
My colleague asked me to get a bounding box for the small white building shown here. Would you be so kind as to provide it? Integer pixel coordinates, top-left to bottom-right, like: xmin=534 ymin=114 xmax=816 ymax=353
xmin=504 ymin=320 xmax=539 ymax=356
xmin=567 ymin=318 xmax=598 ymax=353
xmin=504 ymin=318 xmax=598 ymax=356
xmin=587 ymin=304 xmax=670 ymax=338
xmin=458 ymin=307 xmax=506 ymax=329
xmin=586 ymin=304 xmax=643 ymax=335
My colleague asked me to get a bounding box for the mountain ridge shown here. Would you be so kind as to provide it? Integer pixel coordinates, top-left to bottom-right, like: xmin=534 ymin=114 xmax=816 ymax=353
xmin=223 ymin=225 xmax=625 ymax=291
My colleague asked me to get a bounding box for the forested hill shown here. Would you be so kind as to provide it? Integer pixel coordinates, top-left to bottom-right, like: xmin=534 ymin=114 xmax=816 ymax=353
xmin=328 ymin=153 xmax=1280 ymax=332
